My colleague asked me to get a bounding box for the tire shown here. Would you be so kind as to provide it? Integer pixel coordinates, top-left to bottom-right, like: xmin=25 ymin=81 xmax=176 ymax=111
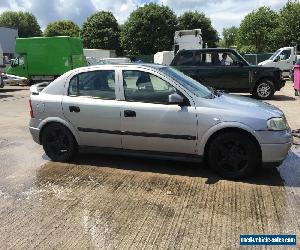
xmin=208 ymin=132 xmax=261 ymax=179
xmin=41 ymin=123 xmax=77 ymax=162
xmin=252 ymin=79 xmax=275 ymax=100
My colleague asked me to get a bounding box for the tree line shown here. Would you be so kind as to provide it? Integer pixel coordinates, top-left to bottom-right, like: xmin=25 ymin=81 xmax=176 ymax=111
xmin=0 ymin=1 xmax=300 ymax=55
xmin=220 ymin=1 xmax=300 ymax=53
xmin=0 ymin=3 xmax=218 ymax=56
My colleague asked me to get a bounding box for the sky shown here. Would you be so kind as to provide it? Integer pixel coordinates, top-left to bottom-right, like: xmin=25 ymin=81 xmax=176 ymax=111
xmin=0 ymin=0 xmax=288 ymax=36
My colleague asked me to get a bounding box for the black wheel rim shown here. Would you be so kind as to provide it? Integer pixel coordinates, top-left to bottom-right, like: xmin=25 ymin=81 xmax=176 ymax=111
xmin=216 ymin=140 xmax=248 ymax=173
xmin=46 ymin=128 xmax=70 ymax=157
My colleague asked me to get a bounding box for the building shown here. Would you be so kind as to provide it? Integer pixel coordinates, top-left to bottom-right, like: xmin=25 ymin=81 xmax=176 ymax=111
xmin=0 ymin=27 xmax=18 ymax=59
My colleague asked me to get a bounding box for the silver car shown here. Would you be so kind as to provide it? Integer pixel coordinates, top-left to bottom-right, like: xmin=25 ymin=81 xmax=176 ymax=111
xmin=29 ymin=64 xmax=292 ymax=178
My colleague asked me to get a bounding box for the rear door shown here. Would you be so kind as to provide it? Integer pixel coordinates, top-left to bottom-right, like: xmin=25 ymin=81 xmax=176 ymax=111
xmin=62 ymin=69 xmax=122 ymax=148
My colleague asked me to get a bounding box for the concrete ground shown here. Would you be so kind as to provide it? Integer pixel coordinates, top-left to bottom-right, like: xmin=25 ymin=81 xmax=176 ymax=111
xmin=0 ymin=82 xmax=299 ymax=249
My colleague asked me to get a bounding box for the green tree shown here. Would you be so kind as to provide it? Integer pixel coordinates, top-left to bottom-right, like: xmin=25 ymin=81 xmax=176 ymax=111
xmin=222 ymin=26 xmax=238 ymax=47
xmin=276 ymin=1 xmax=300 ymax=47
xmin=0 ymin=11 xmax=42 ymax=37
xmin=178 ymin=11 xmax=219 ymax=47
xmin=44 ymin=20 xmax=80 ymax=37
xmin=236 ymin=7 xmax=279 ymax=53
xmin=121 ymin=3 xmax=177 ymax=55
xmin=81 ymin=11 xmax=120 ymax=51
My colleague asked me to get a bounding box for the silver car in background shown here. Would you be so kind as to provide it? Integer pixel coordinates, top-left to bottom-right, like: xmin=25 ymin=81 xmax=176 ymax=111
xmin=29 ymin=64 xmax=292 ymax=178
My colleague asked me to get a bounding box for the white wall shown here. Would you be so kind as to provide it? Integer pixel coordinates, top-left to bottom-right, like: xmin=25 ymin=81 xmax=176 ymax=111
xmin=83 ymin=49 xmax=116 ymax=61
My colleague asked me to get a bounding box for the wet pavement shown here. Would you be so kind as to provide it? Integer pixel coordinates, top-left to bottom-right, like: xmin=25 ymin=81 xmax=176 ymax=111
xmin=0 ymin=84 xmax=299 ymax=249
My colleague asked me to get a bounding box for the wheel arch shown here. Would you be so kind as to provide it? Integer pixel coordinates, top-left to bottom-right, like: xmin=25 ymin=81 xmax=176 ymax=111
xmin=199 ymin=123 xmax=262 ymax=159
xmin=251 ymin=76 xmax=275 ymax=93
xmin=38 ymin=117 xmax=80 ymax=145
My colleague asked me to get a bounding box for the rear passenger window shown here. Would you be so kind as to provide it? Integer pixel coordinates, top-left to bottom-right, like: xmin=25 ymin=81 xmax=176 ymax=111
xmin=68 ymin=70 xmax=115 ymax=99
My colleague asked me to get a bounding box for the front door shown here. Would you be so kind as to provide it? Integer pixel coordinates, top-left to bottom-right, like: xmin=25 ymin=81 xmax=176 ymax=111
xmin=62 ymin=69 xmax=122 ymax=148
xmin=120 ymin=70 xmax=198 ymax=155
xmin=275 ymin=49 xmax=292 ymax=75
xmin=217 ymin=51 xmax=249 ymax=91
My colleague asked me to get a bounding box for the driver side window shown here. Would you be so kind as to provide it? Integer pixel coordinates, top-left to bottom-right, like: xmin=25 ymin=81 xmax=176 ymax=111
xmin=123 ymin=70 xmax=176 ymax=104
xmin=18 ymin=56 xmax=24 ymax=66
xmin=279 ymin=50 xmax=291 ymax=61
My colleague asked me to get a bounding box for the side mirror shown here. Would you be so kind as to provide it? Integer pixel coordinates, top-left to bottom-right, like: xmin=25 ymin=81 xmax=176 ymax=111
xmin=239 ymin=61 xmax=244 ymax=66
xmin=168 ymin=93 xmax=184 ymax=105
xmin=273 ymin=57 xmax=279 ymax=62
xmin=279 ymin=54 xmax=285 ymax=60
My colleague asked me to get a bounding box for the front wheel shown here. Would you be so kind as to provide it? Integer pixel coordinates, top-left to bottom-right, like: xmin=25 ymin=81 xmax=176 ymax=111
xmin=208 ymin=132 xmax=261 ymax=179
xmin=41 ymin=123 xmax=77 ymax=162
xmin=252 ymin=79 xmax=275 ymax=100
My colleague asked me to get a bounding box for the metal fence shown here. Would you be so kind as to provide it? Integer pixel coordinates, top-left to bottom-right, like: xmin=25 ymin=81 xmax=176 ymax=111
xmin=243 ymin=53 xmax=273 ymax=65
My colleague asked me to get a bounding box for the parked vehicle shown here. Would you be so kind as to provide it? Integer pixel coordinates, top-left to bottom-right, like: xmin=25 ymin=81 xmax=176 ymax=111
xmin=174 ymin=29 xmax=203 ymax=54
xmin=97 ymin=57 xmax=131 ymax=64
xmin=0 ymin=73 xmax=4 ymax=88
xmin=29 ymin=64 xmax=291 ymax=179
xmin=6 ymin=36 xmax=86 ymax=84
xmin=154 ymin=51 xmax=174 ymax=65
xmin=0 ymin=43 xmax=3 ymax=67
xmin=2 ymin=73 xmax=28 ymax=85
xmin=154 ymin=29 xmax=203 ymax=66
xmin=170 ymin=48 xmax=285 ymax=99
xmin=258 ymin=46 xmax=300 ymax=77
xmin=83 ymin=49 xmax=116 ymax=61
xmin=85 ymin=56 xmax=98 ymax=66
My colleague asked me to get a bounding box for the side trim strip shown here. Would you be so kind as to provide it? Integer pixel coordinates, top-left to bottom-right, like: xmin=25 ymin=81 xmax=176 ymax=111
xmin=78 ymin=127 xmax=121 ymax=135
xmin=77 ymin=127 xmax=196 ymax=140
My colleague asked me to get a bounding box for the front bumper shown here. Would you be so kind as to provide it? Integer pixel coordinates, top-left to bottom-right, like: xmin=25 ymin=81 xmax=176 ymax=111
xmin=260 ymin=141 xmax=292 ymax=164
xmin=29 ymin=126 xmax=41 ymax=144
xmin=277 ymin=79 xmax=286 ymax=90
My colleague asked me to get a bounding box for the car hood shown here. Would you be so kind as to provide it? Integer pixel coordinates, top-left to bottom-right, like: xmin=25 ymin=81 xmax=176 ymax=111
xmin=196 ymin=94 xmax=284 ymax=130
xmin=258 ymin=59 xmax=273 ymax=66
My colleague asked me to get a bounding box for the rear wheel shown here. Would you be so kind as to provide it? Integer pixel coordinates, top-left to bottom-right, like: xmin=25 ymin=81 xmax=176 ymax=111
xmin=253 ymin=79 xmax=275 ymax=100
xmin=41 ymin=123 xmax=77 ymax=162
xmin=208 ymin=132 xmax=261 ymax=179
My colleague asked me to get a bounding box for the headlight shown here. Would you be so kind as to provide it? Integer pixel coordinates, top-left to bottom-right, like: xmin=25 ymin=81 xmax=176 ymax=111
xmin=267 ymin=117 xmax=288 ymax=131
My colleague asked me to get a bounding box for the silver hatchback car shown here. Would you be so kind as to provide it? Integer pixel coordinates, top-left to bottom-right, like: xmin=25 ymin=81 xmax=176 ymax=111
xmin=29 ymin=64 xmax=292 ymax=178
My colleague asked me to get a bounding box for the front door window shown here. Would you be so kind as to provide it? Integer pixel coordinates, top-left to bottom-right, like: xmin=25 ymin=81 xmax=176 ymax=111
xmin=123 ymin=70 xmax=177 ymax=104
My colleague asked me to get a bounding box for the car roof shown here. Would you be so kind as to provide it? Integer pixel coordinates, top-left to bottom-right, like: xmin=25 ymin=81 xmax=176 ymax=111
xmin=178 ymin=48 xmax=237 ymax=53
xmin=84 ymin=63 xmax=167 ymax=70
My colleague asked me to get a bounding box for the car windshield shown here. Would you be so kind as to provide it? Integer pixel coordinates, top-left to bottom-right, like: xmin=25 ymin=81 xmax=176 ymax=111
xmin=160 ymin=66 xmax=213 ymax=98
xmin=269 ymin=49 xmax=281 ymax=60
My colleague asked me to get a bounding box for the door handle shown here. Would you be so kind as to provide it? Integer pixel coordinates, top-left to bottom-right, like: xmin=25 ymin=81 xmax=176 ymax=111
xmin=124 ymin=110 xmax=136 ymax=117
xmin=69 ymin=106 xmax=80 ymax=113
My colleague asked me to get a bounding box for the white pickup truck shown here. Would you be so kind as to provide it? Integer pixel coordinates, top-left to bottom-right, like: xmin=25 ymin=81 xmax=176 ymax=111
xmin=258 ymin=46 xmax=300 ymax=77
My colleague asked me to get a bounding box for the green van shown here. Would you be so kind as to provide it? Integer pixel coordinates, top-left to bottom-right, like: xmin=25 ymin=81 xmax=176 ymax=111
xmin=6 ymin=36 xmax=86 ymax=84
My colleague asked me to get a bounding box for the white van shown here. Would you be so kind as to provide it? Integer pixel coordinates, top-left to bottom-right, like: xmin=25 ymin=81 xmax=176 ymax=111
xmin=258 ymin=47 xmax=300 ymax=77
xmin=154 ymin=51 xmax=174 ymax=65
xmin=174 ymin=29 xmax=203 ymax=54
xmin=154 ymin=29 xmax=203 ymax=66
